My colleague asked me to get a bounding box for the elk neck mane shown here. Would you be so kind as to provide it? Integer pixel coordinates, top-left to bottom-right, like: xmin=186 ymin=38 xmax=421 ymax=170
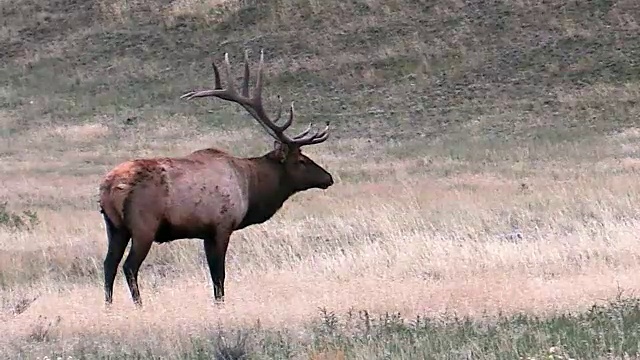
xmin=233 ymin=151 xmax=298 ymax=229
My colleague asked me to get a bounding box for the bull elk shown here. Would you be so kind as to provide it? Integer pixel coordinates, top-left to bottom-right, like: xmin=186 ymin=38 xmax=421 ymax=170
xmin=99 ymin=49 xmax=334 ymax=307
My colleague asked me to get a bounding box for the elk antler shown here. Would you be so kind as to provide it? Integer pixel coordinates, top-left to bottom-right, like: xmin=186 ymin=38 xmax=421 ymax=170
xmin=181 ymin=50 xmax=330 ymax=147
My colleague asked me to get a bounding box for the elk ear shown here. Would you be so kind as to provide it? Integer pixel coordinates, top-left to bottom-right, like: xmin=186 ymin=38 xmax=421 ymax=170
xmin=271 ymin=141 xmax=288 ymax=163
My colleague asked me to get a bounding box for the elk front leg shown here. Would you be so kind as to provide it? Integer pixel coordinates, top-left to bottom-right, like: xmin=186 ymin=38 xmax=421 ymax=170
xmin=204 ymin=229 xmax=231 ymax=304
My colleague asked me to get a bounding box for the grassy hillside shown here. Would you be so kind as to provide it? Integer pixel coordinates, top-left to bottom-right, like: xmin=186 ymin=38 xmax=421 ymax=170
xmin=3 ymin=0 xmax=640 ymax=359
xmin=2 ymin=0 xmax=639 ymax=140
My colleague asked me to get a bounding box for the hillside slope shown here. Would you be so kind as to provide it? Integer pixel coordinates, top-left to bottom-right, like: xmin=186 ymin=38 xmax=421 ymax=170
xmin=1 ymin=0 xmax=639 ymax=142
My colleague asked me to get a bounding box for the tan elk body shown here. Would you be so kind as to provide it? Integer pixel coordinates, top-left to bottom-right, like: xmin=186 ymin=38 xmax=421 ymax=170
xmin=99 ymin=50 xmax=334 ymax=307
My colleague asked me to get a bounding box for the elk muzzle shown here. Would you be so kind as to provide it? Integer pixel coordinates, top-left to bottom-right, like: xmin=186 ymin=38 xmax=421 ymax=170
xmin=319 ymin=173 xmax=334 ymax=189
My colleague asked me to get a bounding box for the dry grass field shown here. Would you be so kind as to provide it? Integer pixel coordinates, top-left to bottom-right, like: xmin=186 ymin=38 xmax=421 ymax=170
xmin=2 ymin=0 xmax=640 ymax=358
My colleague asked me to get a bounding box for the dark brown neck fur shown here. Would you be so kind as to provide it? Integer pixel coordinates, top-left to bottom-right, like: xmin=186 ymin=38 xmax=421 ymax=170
xmin=235 ymin=154 xmax=296 ymax=230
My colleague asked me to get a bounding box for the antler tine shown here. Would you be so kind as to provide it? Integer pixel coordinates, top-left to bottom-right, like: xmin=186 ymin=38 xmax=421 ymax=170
xmin=286 ymin=121 xmax=330 ymax=146
xmin=253 ymin=49 xmax=265 ymax=102
xmin=242 ymin=50 xmax=250 ymax=97
xmin=304 ymin=124 xmax=330 ymax=145
xmin=274 ymin=101 xmax=294 ymax=132
xmin=247 ymin=49 xmax=295 ymax=135
xmin=291 ymin=123 xmax=313 ymax=140
xmin=180 ymin=52 xmax=242 ymax=101
xmin=212 ymin=59 xmax=222 ymax=89
xmin=222 ymin=53 xmax=238 ymax=96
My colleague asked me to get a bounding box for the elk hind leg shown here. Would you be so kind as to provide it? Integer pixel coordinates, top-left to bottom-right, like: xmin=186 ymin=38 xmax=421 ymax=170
xmin=204 ymin=229 xmax=231 ymax=304
xmin=103 ymin=214 xmax=131 ymax=306
xmin=122 ymin=230 xmax=154 ymax=308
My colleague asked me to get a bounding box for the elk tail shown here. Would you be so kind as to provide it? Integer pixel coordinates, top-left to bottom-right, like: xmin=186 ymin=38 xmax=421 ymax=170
xmin=100 ymin=205 xmax=116 ymax=231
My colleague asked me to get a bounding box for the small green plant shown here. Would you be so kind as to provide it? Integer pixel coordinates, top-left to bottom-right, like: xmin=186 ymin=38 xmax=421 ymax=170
xmin=0 ymin=202 xmax=40 ymax=231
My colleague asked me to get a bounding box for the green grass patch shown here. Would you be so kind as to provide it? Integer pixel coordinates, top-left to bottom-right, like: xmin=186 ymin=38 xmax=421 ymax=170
xmin=16 ymin=297 xmax=640 ymax=359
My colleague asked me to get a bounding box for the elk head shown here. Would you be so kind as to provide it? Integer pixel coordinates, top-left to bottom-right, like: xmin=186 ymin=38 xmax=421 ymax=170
xmin=180 ymin=50 xmax=334 ymax=192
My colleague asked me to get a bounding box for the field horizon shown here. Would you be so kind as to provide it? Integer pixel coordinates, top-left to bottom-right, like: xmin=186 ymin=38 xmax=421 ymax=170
xmin=2 ymin=0 xmax=640 ymax=358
